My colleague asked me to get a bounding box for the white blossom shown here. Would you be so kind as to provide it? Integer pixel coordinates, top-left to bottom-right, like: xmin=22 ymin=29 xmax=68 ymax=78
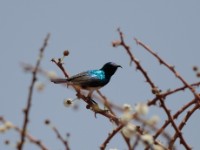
xmin=122 ymin=123 xmax=137 ymax=138
xmin=120 ymin=112 xmax=133 ymax=124
xmin=147 ymin=115 xmax=160 ymax=125
xmin=4 ymin=121 xmax=13 ymax=129
xmin=141 ymin=134 xmax=154 ymax=145
xmin=122 ymin=103 xmax=133 ymax=112
xmin=135 ymin=103 xmax=149 ymax=115
xmin=35 ymin=82 xmax=45 ymax=92
xmin=0 ymin=126 xmax=6 ymax=133
xmin=47 ymin=71 xmax=57 ymax=79
xmin=0 ymin=121 xmax=13 ymax=133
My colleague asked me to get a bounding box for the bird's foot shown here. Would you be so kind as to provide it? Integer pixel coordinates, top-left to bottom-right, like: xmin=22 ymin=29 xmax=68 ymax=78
xmin=86 ymin=97 xmax=98 ymax=109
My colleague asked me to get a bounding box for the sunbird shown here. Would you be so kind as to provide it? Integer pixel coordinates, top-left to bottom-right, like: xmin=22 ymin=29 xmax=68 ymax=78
xmin=51 ymin=62 xmax=122 ymax=98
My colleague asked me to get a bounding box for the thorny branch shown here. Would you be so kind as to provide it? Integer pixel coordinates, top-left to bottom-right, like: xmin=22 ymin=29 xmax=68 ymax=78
xmin=154 ymin=99 xmax=196 ymax=140
xmin=148 ymin=81 xmax=200 ymax=105
xmin=134 ymin=38 xmax=200 ymax=104
xmin=169 ymin=103 xmax=200 ymax=149
xmin=113 ymin=28 xmax=194 ymax=150
xmin=114 ymin=28 xmax=156 ymax=89
xmin=52 ymin=126 xmax=70 ymax=150
xmin=100 ymin=124 xmax=125 ymax=150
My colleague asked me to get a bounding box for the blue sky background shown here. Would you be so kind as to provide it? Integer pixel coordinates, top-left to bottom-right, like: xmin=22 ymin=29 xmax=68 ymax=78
xmin=0 ymin=1 xmax=200 ymax=149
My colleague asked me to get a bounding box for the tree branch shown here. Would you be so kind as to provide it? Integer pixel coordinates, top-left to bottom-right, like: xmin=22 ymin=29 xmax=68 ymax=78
xmin=18 ymin=33 xmax=50 ymax=150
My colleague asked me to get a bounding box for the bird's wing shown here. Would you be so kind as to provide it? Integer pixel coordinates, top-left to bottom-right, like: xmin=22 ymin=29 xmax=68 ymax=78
xmin=67 ymin=70 xmax=106 ymax=87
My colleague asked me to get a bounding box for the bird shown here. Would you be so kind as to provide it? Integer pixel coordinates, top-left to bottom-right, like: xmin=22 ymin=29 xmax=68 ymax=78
xmin=51 ymin=62 xmax=122 ymax=98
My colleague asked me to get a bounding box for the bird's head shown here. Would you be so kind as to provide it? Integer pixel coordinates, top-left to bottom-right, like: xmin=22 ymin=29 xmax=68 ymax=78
xmin=101 ymin=62 xmax=122 ymax=77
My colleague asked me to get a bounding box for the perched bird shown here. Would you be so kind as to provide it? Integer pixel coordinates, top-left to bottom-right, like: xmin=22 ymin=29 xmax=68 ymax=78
xmin=51 ymin=62 xmax=122 ymax=98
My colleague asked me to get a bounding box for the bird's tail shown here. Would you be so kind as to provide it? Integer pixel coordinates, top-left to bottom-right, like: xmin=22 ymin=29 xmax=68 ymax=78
xmin=51 ymin=78 xmax=68 ymax=84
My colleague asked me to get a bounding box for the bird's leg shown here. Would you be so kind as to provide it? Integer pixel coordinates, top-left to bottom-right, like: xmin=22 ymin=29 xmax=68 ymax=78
xmin=75 ymin=87 xmax=81 ymax=99
xmin=87 ymin=90 xmax=93 ymax=98
xmin=87 ymin=90 xmax=97 ymax=105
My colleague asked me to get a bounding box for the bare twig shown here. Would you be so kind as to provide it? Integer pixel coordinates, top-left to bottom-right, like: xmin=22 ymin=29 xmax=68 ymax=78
xmin=159 ymin=100 xmax=191 ymax=150
xmin=44 ymin=119 xmax=70 ymax=150
xmin=148 ymin=81 xmax=200 ymax=106
xmin=51 ymin=58 xmax=70 ymax=78
xmin=115 ymin=28 xmax=156 ymax=89
xmin=18 ymin=33 xmax=50 ymax=150
xmin=52 ymin=126 xmax=70 ymax=150
xmin=134 ymin=38 xmax=200 ymax=104
xmin=169 ymin=103 xmax=200 ymax=149
xmin=154 ymin=99 xmax=196 ymax=140
xmin=100 ymin=124 xmax=124 ymax=150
